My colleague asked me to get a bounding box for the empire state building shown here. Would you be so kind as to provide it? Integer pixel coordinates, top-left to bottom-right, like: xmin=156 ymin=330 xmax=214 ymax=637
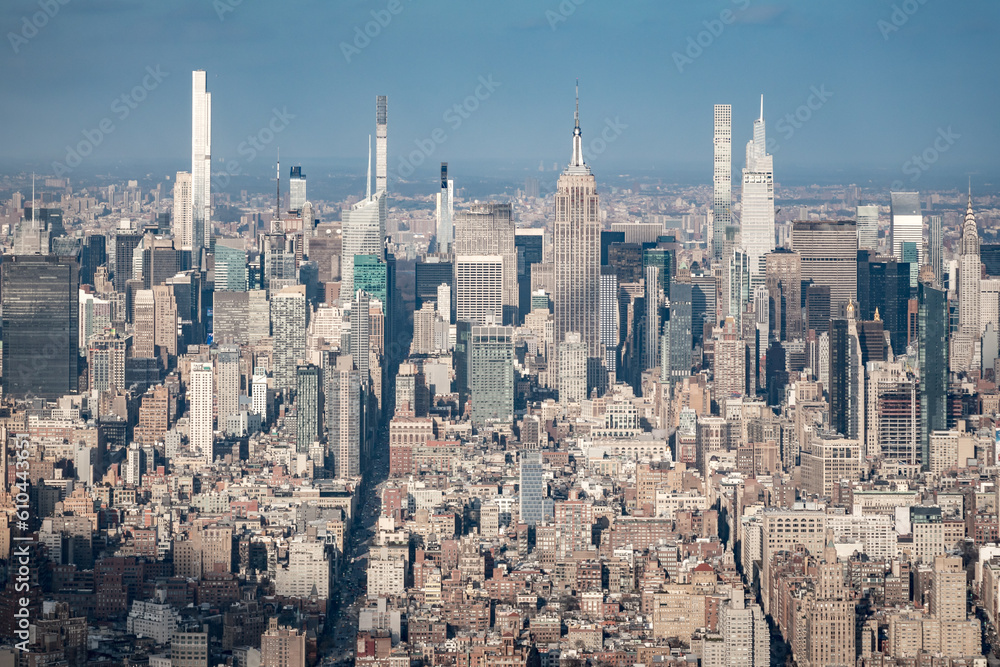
xmin=553 ymin=85 xmax=601 ymax=389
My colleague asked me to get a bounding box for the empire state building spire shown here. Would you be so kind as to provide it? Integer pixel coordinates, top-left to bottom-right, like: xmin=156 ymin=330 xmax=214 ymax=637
xmin=567 ymin=80 xmax=590 ymax=174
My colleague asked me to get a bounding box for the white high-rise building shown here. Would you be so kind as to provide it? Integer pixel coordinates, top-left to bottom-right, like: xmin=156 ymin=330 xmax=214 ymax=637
xmin=455 ymin=255 xmax=503 ymax=325
xmin=275 ymin=539 xmax=332 ymax=600
xmin=252 ymin=368 xmax=268 ymax=422
xmin=713 ymin=104 xmax=732 ymax=260
xmin=889 ymin=191 xmax=922 ymax=265
xmin=351 ymin=290 xmax=371 ymax=384
xmin=599 ymin=269 xmax=619 ymax=382
xmin=190 ymin=361 xmax=214 ymax=465
xmin=376 ymin=95 xmax=388 ymax=195
xmin=436 ymin=282 xmax=451 ymax=322
xmin=454 ymin=202 xmax=516 ymax=323
xmin=740 ymin=96 xmax=774 ymax=278
xmin=435 ymin=163 xmax=454 ymax=253
xmin=857 ymin=204 xmax=879 ymax=252
xmin=553 ymin=84 xmax=600 ymax=388
xmin=191 ymin=70 xmax=211 ymax=268
xmin=172 ymin=171 xmax=193 ymax=251
xmin=706 ymin=588 xmax=769 ymax=667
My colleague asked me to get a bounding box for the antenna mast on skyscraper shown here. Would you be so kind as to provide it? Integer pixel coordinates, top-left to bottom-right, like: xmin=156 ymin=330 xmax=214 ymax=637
xmin=275 ymin=148 xmax=281 ymax=226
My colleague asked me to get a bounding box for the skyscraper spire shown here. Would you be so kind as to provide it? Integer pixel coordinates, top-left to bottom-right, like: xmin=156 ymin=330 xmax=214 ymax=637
xmin=568 ymin=79 xmax=586 ymax=171
xmin=366 ymin=134 xmax=372 ymax=200
xmin=759 ymin=94 xmax=764 ymax=122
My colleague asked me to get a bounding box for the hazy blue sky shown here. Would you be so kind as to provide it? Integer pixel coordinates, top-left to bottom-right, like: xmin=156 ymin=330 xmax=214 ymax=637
xmin=2 ymin=0 xmax=997 ymax=187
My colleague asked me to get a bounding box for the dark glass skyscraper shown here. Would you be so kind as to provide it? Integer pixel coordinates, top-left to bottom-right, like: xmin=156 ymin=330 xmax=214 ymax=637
xmin=515 ymin=231 xmax=544 ymax=322
xmin=1 ymin=255 xmax=79 ymax=399
xmin=857 ymin=250 xmax=911 ymax=356
xmin=919 ymin=282 xmax=948 ymax=470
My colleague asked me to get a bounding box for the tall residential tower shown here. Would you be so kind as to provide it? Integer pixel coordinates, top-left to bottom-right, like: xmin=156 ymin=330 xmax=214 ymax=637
xmin=712 ymin=104 xmax=732 ymax=260
xmin=191 ymin=70 xmax=211 ymax=268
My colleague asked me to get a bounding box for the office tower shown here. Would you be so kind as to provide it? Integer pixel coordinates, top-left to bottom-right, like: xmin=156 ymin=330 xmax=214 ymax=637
xmin=519 ymin=450 xmax=546 ymax=526
xmin=865 ymin=361 xmax=918 ymax=462
xmin=918 ymin=282 xmax=948 ymax=470
xmin=857 ymin=204 xmax=879 ymax=252
xmin=857 ymin=250 xmax=910 ymax=356
xmin=216 ymin=345 xmax=240 ymax=431
xmin=764 ymin=249 xmax=803 ymax=342
xmin=271 ymin=286 xmax=307 ymax=391
xmin=726 ymin=247 xmax=752 ymax=328
xmin=469 ymin=324 xmax=514 ymax=427
xmin=1 ymin=255 xmax=79 ymax=399
xmin=599 ymin=268 xmax=620 ymax=382
xmin=260 ymin=619 xmax=306 ymax=667
xmin=713 ymin=316 xmax=745 ymax=401
xmin=805 ymin=283 xmax=831 ymax=334
xmin=455 ymin=255 xmax=503 ymax=325
xmin=644 ymin=264 xmax=665 ymax=371
xmin=295 ymin=363 xmax=322 ymax=453
xmin=114 ymin=232 xmax=142 ymax=292
xmin=173 ymin=171 xmax=193 ymax=252
xmin=664 ymin=281 xmax=693 ymax=386
xmin=804 ymin=573 xmax=856 ymax=667
xmin=351 ymin=289 xmax=372 ymax=378
xmin=606 ymin=242 xmax=643 ymax=284
xmin=415 ymin=257 xmax=453 ymax=310
xmin=353 ymin=254 xmax=390 ymax=305
xmin=691 ymin=273 xmax=716 ymax=346
xmin=80 ymin=233 xmax=107 ymax=286
xmin=262 ymin=233 xmax=297 ymax=291
xmin=252 ymin=368 xmax=268 ymax=421
xmin=741 ymin=96 xmax=775 ymax=277
xmin=288 ymin=166 xmax=306 ymax=213
xmin=214 ymin=238 xmax=247 ymax=291
xmin=959 ymin=192 xmax=981 ymax=334
xmin=515 ymin=229 xmax=545 ymax=322
xmin=376 ymin=95 xmax=387 ymax=194
xmin=191 ymin=70 xmax=211 ymax=267
xmin=553 ymin=86 xmax=601 ymax=388
xmin=435 ymin=163 xmax=454 ymax=252
xmin=931 ymin=555 xmax=966 ymax=622
xmin=829 ymin=312 xmax=863 ymax=440
xmin=327 ymin=354 xmax=361 ymax=477
xmin=436 ymin=282 xmax=452 ymax=323
xmin=190 ymin=361 xmax=214 ymax=464
xmin=792 ymin=220 xmax=858 ymax=317
xmin=341 ymin=189 xmax=386 ymax=300
xmin=141 ymin=237 xmax=181 ymax=289
xmin=713 ymin=104 xmax=732 ymax=260
xmin=559 ymin=332 xmax=587 ymax=404
xmin=889 ymin=191 xmax=922 ymax=265
xmin=133 ymin=289 xmax=156 ymax=357
xmin=927 ymin=214 xmax=943 ymax=287
xmin=600 ymin=230 xmax=626 ymax=265
xmin=454 ymin=202 xmax=516 ymax=323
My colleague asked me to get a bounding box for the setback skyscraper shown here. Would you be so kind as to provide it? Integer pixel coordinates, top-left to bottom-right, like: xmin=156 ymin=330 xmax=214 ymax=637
xmin=553 ymin=85 xmax=600 ymax=388
xmin=454 ymin=202 xmax=516 ymax=324
xmin=740 ymin=96 xmax=775 ymax=278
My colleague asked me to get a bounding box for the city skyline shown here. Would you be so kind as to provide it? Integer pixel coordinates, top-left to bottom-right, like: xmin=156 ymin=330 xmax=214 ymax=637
xmin=0 ymin=1 xmax=997 ymax=189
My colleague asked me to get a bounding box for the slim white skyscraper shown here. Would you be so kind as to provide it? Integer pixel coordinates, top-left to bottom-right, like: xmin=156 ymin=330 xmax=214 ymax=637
xmin=327 ymin=353 xmax=361 ymax=479
xmin=376 ymin=95 xmax=387 ymax=195
xmin=289 ymin=166 xmax=306 ymax=213
xmin=741 ymin=97 xmax=774 ymax=278
xmin=857 ymin=205 xmax=878 ymax=252
xmin=173 ymin=171 xmax=193 ymax=251
xmin=713 ymin=104 xmax=732 ymax=260
xmin=455 ymin=255 xmax=503 ymax=325
xmin=216 ymin=346 xmax=240 ymax=431
xmin=191 ymin=70 xmax=211 ymax=268
xmin=554 ymin=84 xmax=600 ymax=386
xmin=889 ymin=191 xmax=922 ymax=265
xmin=435 ymin=163 xmax=454 ymax=253
xmin=190 ymin=361 xmax=214 ymax=464
xmin=252 ymin=368 xmax=268 ymax=422
xmin=454 ymin=202 xmax=516 ymax=323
